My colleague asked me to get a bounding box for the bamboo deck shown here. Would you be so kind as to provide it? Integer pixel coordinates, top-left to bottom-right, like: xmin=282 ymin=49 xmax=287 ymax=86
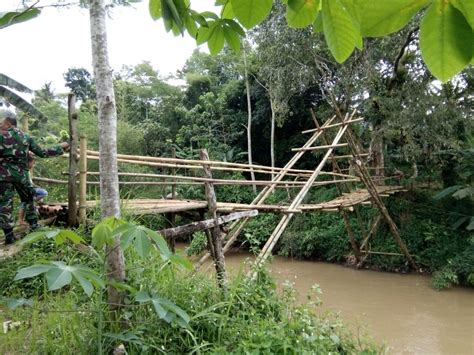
xmin=46 ymin=186 xmax=405 ymax=215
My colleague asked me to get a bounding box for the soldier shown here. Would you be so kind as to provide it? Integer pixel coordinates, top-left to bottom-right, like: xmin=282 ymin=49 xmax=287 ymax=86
xmin=0 ymin=109 xmax=70 ymax=245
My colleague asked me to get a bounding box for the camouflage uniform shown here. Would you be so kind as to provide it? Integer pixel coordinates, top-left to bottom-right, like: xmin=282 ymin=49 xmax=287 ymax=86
xmin=0 ymin=127 xmax=63 ymax=230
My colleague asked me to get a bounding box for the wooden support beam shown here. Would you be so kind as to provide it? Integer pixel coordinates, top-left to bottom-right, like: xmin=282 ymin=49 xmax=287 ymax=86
xmin=67 ymin=94 xmax=78 ymax=226
xmin=159 ymin=210 xmax=258 ymax=239
xmin=78 ymin=135 xmax=87 ymax=225
xmin=340 ymin=209 xmax=361 ymax=262
xmin=327 ymin=153 xmax=368 ymax=160
xmin=291 ymin=143 xmax=348 ymax=152
xmin=200 ymin=149 xmax=227 ymax=289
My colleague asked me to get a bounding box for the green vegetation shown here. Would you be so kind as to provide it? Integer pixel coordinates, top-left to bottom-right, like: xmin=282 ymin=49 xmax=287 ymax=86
xmin=0 ymin=222 xmax=379 ymax=354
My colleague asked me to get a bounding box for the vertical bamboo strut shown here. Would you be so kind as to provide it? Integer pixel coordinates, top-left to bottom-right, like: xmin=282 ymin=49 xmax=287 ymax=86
xmin=196 ymin=115 xmax=338 ymax=268
xmin=343 ymin=121 xmax=417 ymax=269
xmin=340 ymin=208 xmax=361 ymax=261
xmin=167 ymin=147 xmax=177 ymax=252
xmin=256 ymin=114 xmax=352 ymax=266
xmin=67 ymin=94 xmax=78 ymax=226
xmin=200 ymin=149 xmax=227 ymax=288
xmin=78 ymin=135 xmax=88 ymax=225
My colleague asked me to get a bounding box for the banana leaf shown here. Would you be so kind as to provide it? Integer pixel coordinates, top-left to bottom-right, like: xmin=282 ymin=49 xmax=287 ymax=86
xmin=0 ymin=86 xmax=48 ymax=122
xmin=0 ymin=73 xmax=32 ymax=93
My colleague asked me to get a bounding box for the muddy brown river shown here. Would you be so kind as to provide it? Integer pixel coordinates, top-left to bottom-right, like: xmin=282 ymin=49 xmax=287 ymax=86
xmin=205 ymin=250 xmax=474 ymax=354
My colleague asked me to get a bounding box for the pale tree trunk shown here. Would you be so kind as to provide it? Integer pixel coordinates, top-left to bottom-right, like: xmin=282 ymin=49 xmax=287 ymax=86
xmin=369 ymin=123 xmax=385 ymax=186
xmin=243 ymin=47 xmax=256 ymax=193
xmin=269 ymin=98 xmax=276 ymax=180
xmin=89 ymin=0 xmax=126 ymax=309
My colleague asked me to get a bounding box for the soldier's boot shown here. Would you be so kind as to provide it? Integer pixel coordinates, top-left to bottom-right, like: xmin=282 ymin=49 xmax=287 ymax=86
xmin=3 ymin=228 xmax=15 ymax=245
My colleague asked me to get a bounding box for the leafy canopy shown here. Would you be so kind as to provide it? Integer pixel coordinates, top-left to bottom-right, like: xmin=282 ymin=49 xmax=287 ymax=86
xmin=147 ymin=0 xmax=473 ymax=82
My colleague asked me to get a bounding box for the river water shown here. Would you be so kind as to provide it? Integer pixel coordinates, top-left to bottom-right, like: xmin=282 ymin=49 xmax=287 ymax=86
xmin=213 ymin=250 xmax=474 ymax=354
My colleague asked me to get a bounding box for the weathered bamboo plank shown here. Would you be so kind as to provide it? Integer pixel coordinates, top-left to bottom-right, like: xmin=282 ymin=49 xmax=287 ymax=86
xmin=291 ymin=143 xmax=348 ymax=152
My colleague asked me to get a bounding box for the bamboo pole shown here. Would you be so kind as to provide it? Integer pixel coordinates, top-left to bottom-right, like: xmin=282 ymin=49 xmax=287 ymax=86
xmin=256 ymin=114 xmax=353 ymax=266
xmin=301 ymin=117 xmax=364 ymax=134
xmin=84 ymin=149 xmax=355 ymax=178
xmin=168 ymin=147 xmax=177 ymax=252
xmin=78 ymin=135 xmax=87 ymax=225
xmin=291 ymin=143 xmax=348 ymax=152
xmin=67 ymin=94 xmax=78 ymax=226
xmin=340 ymin=209 xmax=361 ymax=261
xmin=200 ymin=149 xmax=227 ymax=289
xmin=343 ymin=116 xmax=417 ymax=269
xmin=196 ymin=115 xmax=338 ymax=267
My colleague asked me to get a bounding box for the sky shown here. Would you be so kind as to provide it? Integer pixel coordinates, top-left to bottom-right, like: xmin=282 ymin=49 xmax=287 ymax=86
xmin=1 ymin=0 xmax=216 ymax=93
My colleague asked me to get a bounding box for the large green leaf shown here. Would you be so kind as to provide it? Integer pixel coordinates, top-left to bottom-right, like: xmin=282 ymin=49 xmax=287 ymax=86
xmin=286 ymin=0 xmax=321 ymax=28
xmin=0 ymin=73 xmax=32 ymax=93
xmin=46 ymin=263 xmax=73 ymax=291
xmin=92 ymin=223 xmax=113 ymax=248
xmin=0 ymin=86 xmax=48 ymax=122
xmin=0 ymin=8 xmax=41 ymax=30
xmin=133 ymin=227 xmax=153 ymax=258
xmin=357 ymin=0 xmax=429 ymax=37
xmin=420 ymin=0 xmax=473 ymax=82
xmin=231 ymin=0 xmax=273 ymax=29
xmin=135 ymin=291 xmax=190 ymax=328
xmin=14 ymin=264 xmax=52 ymax=280
xmin=207 ymin=21 xmax=225 ymax=55
xmin=451 ymin=0 xmax=474 ymax=29
xmin=223 ymin=26 xmax=241 ymax=52
xmin=322 ymin=0 xmax=359 ymax=63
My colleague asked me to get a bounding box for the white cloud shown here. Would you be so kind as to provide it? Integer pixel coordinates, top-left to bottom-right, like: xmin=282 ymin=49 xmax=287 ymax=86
xmin=0 ymin=0 xmax=215 ymax=93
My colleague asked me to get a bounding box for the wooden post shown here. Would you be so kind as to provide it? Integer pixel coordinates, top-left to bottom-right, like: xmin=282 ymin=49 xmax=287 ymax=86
xmin=200 ymin=149 xmax=227 ymax=289
xmin=67 ymin=94 xmax=78 ymax=226
xmin=340 ymin=209 xmax=361 ymax=262
xmin=78 ymin=135 xmax=88 ymax=225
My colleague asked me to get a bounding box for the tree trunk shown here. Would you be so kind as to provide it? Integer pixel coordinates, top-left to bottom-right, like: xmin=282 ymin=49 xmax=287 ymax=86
xmin=369 ymin=123 xmax=385 ymax=186
xmin=89 ymin=0 xmax=125 ymax=309
xmin=270 ymin=98 xmax=276 ymax=180
xmin=243 ymin=46 xmax=257 ymax=194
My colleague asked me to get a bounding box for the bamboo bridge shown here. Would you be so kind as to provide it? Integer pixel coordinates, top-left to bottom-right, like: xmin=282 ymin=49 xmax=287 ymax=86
xmin=2 ymin=107 xmax=416 ymax=269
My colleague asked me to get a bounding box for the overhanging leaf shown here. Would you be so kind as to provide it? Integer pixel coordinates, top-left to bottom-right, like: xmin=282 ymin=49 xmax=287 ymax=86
xmin=207 ymin=21 xmax=225 ymax=55
xmin=149 ymin=0 xmax=162 ymax=20
xmin=0 ymin=73 xmax=32 ymax=93
xmin=133 ymin=227 xmax=152 ymax=258
xmin=322 ymin=0 xmax=358 ymax=63
xmin=231 ymin=0 xmax=273 ymax=29
xmin=357 ymin=0 xmax=430 ymax=37
xmin=92 ymin=223 xmax=113 ymax=248
xmin=223 ymin=26 xmax=241 ymax=52
xmin=420 ymin=0 xmax=473 ymax=82
xmin=0 ymin=8 xmax=41 ymax=30
xmin=286 ymin=0 xmax=321 ymax=28
xmin=451 ymin=0 xmax=474 ymax=29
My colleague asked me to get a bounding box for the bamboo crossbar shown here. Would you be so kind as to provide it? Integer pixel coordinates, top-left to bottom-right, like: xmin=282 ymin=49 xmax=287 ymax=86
xmin=70 ymin=153 xmax=355 ymax=179
xmin=291 ymin=143 xmax=348 ymax=152
xmin=301 ymin=117 xmax=364 ymax=134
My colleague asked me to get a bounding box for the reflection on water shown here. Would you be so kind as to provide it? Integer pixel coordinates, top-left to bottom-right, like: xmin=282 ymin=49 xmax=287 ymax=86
xmin=205 ymin=249 xmax=474 ymax=354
